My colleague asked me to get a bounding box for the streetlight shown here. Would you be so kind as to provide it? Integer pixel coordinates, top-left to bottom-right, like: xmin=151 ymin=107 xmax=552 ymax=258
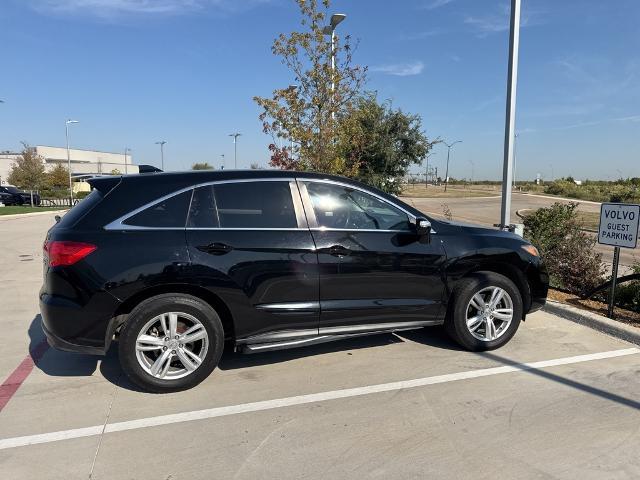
xmin=323 ymin=13 xmax=346 ymax=118
xmin=65 ymin=119 xmax=79 ymax=205
xmin=229 ymin=133 xmax=241 ymax=168
xmin=425 ymin=152 xmax=436 ymax=189
xmin=443 ymin=140 xmax=462 ymax=192
xmin=468 ymin=159 xmax=475 ymax=183
xmin=155 ymin=141 xmax=166 ymax=170
xmin=123 ymin=147 xmax=131 ymax=174
xmin=221 ymin=154 xmax=225 ymax=170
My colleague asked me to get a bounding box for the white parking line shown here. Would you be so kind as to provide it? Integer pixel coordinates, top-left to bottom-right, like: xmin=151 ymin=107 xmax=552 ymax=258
xmin=0 ymin=348 xmax=637 ymax=450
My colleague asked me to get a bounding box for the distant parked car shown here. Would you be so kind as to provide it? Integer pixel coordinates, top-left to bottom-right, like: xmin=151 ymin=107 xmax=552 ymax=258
xmin=0 ymin=185 xmax=41 ymax=206
xmin=0 ymin=191 xmax=17 ymax=205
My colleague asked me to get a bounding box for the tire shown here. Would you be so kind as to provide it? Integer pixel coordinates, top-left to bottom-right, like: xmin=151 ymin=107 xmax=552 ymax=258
xmin=118 ymin=294 xmax=224 ymax=393
xmin=445 ymin=272 xmax=523 ymax=351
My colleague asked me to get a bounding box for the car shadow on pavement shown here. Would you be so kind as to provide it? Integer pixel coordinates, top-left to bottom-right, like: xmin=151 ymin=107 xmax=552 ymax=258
xmin=29 ymin=315 xmax=102 ymax=377
xmin=479 ymin=351 xmax=640 ymax=411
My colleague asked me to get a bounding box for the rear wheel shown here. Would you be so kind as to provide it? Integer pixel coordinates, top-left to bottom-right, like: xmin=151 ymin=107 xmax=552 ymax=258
xmin=119 ymin=294 xmax=224 ymax=393
xmin=445 ymin=272 xmax=522 ymax=351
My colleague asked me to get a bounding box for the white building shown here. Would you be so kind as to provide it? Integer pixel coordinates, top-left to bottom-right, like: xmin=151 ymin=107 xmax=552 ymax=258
xmin=0 ymin=146 xmax=139 ymax=186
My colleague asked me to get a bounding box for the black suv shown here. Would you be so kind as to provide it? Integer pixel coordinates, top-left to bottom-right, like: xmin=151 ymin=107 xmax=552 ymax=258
xmin=41 ymin=170 xmax=548 ymax=392
xmin=0 ymin=185 xmax=41 ymax=206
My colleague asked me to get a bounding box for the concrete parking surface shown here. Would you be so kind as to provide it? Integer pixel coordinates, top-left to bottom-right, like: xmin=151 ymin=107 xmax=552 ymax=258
xmin=1 ymin=212 xmax=639 ymax=479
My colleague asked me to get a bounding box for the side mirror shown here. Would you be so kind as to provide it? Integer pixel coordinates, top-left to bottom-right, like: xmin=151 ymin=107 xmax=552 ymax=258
xmin=415 ymin=217 xmax=432 ymax=242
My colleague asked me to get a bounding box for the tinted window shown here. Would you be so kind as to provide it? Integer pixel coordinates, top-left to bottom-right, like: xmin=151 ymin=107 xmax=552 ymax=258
xmin=124 ymin=190 xmax=192 ymax=228
xmin=304 ymin=181 xmax=410 ymax=231
xmin=57 ymin=189 xmax=103 ymax=229
xmin=188 ymin=185 xmax=219 ymax=228
xmin=210 ymin=181 xmax=297 ymax=229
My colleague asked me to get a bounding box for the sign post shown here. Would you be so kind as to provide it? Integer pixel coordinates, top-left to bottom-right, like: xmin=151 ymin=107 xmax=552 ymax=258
xmin=598 ymin=203 xmax=640 ymax=319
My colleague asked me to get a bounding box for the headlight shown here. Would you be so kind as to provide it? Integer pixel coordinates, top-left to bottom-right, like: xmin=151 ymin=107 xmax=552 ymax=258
xmin=521 ymin=244 xmax=539 ymax=257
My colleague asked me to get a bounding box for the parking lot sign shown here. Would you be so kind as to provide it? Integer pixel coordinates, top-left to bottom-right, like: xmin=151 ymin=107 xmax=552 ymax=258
xmin=598 ymin=203 xmax=639 ymax=249
xmin=598 ymin=202 xmax=640 ymax=319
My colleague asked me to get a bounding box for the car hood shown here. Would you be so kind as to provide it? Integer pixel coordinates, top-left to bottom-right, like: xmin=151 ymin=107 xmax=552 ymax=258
xmin=436 ymin=219 xmax=522 ymax=241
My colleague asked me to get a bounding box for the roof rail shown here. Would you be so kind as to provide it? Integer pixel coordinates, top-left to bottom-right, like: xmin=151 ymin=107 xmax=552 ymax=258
xmin=138 ymin=165 xmax=163 ymax=174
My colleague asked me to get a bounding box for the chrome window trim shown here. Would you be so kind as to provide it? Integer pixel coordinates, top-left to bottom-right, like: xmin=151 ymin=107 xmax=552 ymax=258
xmin=104 ymin=177 xmax=298 ymax=231
xmin=103 ymin=175 xmax=435 ymax=234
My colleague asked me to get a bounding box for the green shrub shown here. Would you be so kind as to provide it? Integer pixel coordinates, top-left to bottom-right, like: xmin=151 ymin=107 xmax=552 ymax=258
xmin=523 ymin=202 xmax=604 ymax=295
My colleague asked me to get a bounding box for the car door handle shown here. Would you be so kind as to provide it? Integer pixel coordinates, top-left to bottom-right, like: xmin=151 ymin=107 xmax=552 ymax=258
xmin=327 ymin=245 xmax=351 ymax=257
xmin=197 ymin=242 xmax=233 ymax=255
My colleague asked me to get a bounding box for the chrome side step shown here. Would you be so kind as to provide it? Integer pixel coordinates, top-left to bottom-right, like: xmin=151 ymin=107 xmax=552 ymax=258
xmin=238 ymin=321 xmax=441 ymax=354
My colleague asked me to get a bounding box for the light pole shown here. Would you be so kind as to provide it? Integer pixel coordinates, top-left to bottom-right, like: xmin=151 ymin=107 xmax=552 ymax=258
xmin=499 ymin=0 xmax=521 ymax=230
xmin=65 ymin=119 xmax=79 ymax=204
xmin=155 ymin=141 xmax=166 ymax=170
xmin=323 ymin=13 xmax=346 ymax=119
xmin=229 ymin=133 xmax=241 ymax=168
xmin=443 ymin=140 xmax=462 ymax=192
xmin=513 ymin=133 xmax=518 ymax=190
xmin=123 ymin=147 xmax=131 ymax=174
xmin=221 ymin=154 xmax=225 ymax=170
xmin=468 ymin=159 xmax=475 ymax=183
xmin=425 ymin=152 xmax=435 ymax=188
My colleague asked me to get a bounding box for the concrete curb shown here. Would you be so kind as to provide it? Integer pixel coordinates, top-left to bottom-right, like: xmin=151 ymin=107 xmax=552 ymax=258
xmin=0 ymin=209 xmax=67 ymax=221
xmin=543 ymin=300 xmax=640 ymax=346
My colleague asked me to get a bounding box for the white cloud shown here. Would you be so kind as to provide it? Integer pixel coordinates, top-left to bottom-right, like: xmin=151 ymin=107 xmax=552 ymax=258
xmin=27 ymin=0 xmax=270 ymax=18
xmin=371 ymin=61 xmax=424 ymax=77
xmin=423 ymin=0 xmax=455 ymax=10
xmin=464 ymin=4 xmax=541 ymax=37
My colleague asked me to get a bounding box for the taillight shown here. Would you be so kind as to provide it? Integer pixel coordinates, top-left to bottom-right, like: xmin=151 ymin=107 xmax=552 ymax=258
xmin=44 ymin=241 xmax=97 ymax=267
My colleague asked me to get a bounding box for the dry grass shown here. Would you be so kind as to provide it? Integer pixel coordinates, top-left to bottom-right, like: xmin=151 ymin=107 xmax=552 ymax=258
xmin=548 ymin=288 xmax=640 ymax=327
xmin=401 ymin=184 xmax=500 ymax=199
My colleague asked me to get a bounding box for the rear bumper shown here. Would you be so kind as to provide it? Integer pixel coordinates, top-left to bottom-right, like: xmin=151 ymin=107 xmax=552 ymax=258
xmin=42 ymin=321 xmax=106 ymax=355
xmin=39 ymin=290 xmax=121 ymax=356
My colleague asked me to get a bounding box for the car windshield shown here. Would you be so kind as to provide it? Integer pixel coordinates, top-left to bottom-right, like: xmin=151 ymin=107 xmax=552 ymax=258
xmin=5 ymin=186 xmax=21 ymax=193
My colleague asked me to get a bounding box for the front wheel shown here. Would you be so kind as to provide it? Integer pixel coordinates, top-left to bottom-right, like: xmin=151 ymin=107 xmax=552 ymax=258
xmin=118 ymin=294 xmax=224 ymax=393
xmin=445 ymin=272 xmax=523 ymax=351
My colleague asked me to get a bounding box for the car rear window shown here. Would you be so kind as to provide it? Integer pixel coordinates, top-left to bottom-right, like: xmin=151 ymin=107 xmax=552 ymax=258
xmin=123 ymin=190 xmax=193 ymax=228
xmin=56 ymin=189 xmax=104 ymax=229
xmin=187 ymin=181 xmax=297 ymax=229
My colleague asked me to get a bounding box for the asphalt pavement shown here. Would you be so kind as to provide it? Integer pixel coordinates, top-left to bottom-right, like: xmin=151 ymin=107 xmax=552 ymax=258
xmin=1 ymin=212 xmax=639 ymax=480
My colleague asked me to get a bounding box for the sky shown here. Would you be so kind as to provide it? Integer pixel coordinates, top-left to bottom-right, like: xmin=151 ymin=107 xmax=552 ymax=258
xmin=1 ymin=0 xmax=639 ymax=181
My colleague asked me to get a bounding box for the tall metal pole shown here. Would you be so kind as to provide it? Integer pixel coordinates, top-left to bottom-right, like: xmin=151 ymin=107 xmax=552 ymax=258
xmin=499 ymin=0 xmax=521 ymax=230
xmin=65 ymin=119 xmax=79 ymax=205
xmin=513 ymin=133 xmax=518 ymax=189
xmin=443 ymin=140 xmax=461 ymax=192
xmin=444 ymin=146 xmax=451 ymax=192
xmin=229 ymin=133 xmax=241 ymax=168
xmin=156 ymin=141 xmax=166 ymax=170
xmin=608 ymin=247 xmax=621 ymax=319
xmin=66 ymin=122 xmax=72 ymax=204
xmin=221 ymin=154 xmax=225 ymax=170
xmin=123 ymin=147 xmax=130 ymax=174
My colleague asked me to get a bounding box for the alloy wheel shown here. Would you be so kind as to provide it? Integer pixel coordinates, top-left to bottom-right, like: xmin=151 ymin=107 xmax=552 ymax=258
xmin=135 ymin=312 xmax=209 ymax=380
xmin=465 ymin=286 xmax=514 ymax=342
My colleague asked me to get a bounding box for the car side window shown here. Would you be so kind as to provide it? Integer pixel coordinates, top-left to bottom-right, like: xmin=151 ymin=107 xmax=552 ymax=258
xmin=304 ymin=181 xmax=411 ymax=231
xmin=188 ymin=181 xmax=298 ymax=229
xmin=123 ymin=190 xmax=192 ymax=228
xmin=188 ymin=185 xmax=219 ymax=228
